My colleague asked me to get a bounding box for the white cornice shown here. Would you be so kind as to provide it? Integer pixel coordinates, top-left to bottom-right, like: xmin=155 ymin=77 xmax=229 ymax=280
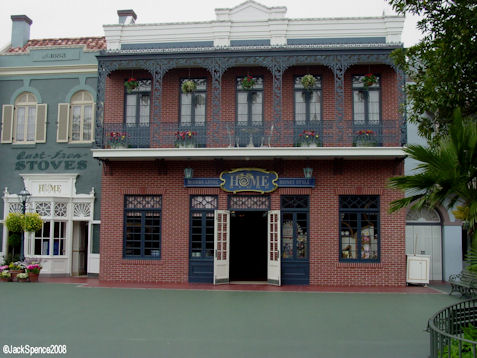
xmin=92 ymin=147 xmax=406 ymax=161
xmin=0 ymin=64 xmax=98 ymax=76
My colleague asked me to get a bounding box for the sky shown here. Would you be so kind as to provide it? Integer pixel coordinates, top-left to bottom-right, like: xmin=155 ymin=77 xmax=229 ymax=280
xmin=0 ymin=0 xmax=422 ymax=49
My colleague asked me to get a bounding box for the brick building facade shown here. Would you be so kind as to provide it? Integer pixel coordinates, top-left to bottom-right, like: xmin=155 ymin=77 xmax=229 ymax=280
xmin=93 ymin=1 xmax=407 ymax=286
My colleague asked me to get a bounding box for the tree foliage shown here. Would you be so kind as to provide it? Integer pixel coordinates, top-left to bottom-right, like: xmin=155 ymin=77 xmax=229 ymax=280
xmin=388 ymin=0 xmax=477 ymax=143
xmin=389 ymin=110 xmax=477 ymax=244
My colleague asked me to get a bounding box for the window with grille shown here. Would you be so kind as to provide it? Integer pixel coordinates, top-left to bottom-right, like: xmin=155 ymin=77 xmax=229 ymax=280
xmin=190 ymin=195 xmax=217 ymax=259
xmin=339 ymin=195 xmax=380 ymax=262
xmin=124 ymin=195 xmax=162 ymax=259
xmin=281 ymin=196 xmax=309 ymax=260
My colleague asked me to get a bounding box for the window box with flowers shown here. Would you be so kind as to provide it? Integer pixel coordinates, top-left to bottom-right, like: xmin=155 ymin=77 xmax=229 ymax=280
xmin=16 ymin=272 xmax=29 ymax=282
xmin=107 ymin=132 xmax=128 ymax=148
xmin=0 ymin=267 xmax=11 ymax=282
xmin=124 ymin=77 xmax=139 ymax=93
xmin=27 ymin=263 xmax=42 ymax=282
xmin=175 ymin=130 xmax=197 ymax=148
xmin=354 ymin=130 xmax=377 ymax=147
xmin=297 ymin=130 xmax=321 ymax=147
xmin=8 ymin=261 xmax=25 ymax=281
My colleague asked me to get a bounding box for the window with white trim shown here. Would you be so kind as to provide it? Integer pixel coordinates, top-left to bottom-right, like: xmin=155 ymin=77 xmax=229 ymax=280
xmin=57 ymin=91 xmax=95 ymax=143
xmin=1 ymin=92 xmax=47 ymax=144
xmin=34 ymin=221 xmax=66 ymax=256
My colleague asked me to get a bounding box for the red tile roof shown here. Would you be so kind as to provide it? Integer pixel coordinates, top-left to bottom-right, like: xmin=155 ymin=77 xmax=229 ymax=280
xmin=7 ymin=37 xmax=106 ymax=53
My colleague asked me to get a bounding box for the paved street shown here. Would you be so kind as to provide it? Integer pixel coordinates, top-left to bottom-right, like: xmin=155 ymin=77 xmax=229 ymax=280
xmin=0 ymin=282 xmax=459 ymax=358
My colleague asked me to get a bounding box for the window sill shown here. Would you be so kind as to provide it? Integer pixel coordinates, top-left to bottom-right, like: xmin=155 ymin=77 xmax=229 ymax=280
xmin=66 ymin=142 xmax=94 ymax=148
xmin=122 ymin=257 xmax=162 ymax=264
xmin=12 ymin=143 xmax=37 ymax=149
xmin=336 ymin=261 xmax=382 ymax=268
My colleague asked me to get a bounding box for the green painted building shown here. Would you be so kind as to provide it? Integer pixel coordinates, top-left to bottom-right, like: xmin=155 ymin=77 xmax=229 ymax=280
xmin=0 ymin=15 xmax=105 ymax=275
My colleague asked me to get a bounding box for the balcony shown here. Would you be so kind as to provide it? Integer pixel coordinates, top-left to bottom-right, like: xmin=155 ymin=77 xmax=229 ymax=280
xmin=99 ymin=119 xmax=403 ymax=149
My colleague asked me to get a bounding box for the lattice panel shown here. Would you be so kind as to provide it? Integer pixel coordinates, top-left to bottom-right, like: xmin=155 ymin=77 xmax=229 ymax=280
xmin=340 ymin=195 xmax=378 ymax=210
xmin=229 ymin=195 xmax=270 ymax=210
xmin=125 ymin=195 xmax=162 ymax=209
xmin=9 ymin=203 xmax=23 ymax=213
xmin=191 ymin=196 xmax=218 ymax=210
xmin=54 ymin=202 xmax=68 ymax=217
xmin=74 ymin=203 xmax=91 ymax=218
xmin=406 ymin=208 xmax=440 ymax=223
xmin=35 ymin=202 xmax=52 ymax=216
xmin=281 ymin=195 xmax=309 ymax=209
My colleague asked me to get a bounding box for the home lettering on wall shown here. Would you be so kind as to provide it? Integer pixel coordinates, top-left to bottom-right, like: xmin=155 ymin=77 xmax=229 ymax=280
xmin=15 ymin=150 xmax=88 ymax=171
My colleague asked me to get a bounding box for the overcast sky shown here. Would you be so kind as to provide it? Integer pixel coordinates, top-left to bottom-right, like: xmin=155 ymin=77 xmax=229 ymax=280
xmin=0 ymin=0 xmax=422 ymax=49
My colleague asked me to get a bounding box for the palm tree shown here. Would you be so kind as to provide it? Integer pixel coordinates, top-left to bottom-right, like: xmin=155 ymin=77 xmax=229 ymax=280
xmin=389 ymin=109 xmax=477 ymax=246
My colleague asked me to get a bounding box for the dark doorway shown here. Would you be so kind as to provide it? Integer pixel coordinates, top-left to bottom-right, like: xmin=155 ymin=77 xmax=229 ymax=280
xmin=230 ymin=211 xmax=267 ymax=281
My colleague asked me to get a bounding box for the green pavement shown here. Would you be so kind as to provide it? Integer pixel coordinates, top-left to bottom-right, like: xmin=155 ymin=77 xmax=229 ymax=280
xmin=0 ymin=283 xmax=460 ymax=358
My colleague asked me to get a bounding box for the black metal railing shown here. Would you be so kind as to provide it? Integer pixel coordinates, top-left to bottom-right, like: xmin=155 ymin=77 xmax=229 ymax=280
xmin=427 ymin=298 xmax=477 ymax=357
xmin=99 ymin=119 xmax=403 ymax=149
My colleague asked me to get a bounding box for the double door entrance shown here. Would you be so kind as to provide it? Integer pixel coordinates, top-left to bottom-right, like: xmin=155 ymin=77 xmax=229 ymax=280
xmin=214 ymin=210 xmax=280 ymax=285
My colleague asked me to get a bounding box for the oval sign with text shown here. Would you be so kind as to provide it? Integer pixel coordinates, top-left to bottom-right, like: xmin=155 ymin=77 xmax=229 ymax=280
xmin=220 ymin=168 xmax=278 ymax=194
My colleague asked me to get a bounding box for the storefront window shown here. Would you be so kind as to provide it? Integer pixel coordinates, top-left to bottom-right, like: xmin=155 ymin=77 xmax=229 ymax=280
xmin=190 ymin=195 xmax=217 ymax=259
xmin=34 ymin=221 xmax=66 ymax=256
xmin=281 ymin=196 xmax=309 ymax=260
xmin=339 ymin=195 xmax=380 ymax=262
xmin=124 ymin=195 xmax=162 ymax=259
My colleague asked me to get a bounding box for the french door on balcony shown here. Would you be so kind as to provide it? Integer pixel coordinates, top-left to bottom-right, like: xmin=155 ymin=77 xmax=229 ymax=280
xmin=124 ymin=79 xmax=151 ymax=148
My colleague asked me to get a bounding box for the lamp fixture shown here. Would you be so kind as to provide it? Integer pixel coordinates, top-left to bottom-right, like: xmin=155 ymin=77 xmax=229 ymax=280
xmin=303 ymin=167 xmax=313 ymax=179
xmin=184 ymin=167 xmax=194 ymax=179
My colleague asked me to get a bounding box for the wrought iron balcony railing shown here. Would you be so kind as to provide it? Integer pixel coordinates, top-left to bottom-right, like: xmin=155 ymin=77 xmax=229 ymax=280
xmin=100 ymin=119 xmax=404 ymax=149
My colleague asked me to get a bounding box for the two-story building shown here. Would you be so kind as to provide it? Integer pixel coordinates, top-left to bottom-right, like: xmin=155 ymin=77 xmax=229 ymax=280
xmin=93 ymin=1 xmax=407 ymax=286
xmin=0 ymin=15 xmax=105 ymax=276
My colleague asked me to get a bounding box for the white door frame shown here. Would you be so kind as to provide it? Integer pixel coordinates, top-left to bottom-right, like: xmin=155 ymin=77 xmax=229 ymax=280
xmin=267 ymin=210 xmax=281 ymax=286
xmin=213 ymin=210 xmax=230 ymax=284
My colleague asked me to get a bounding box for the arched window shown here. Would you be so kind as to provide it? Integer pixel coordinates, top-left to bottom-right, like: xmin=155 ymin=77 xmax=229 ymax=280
xmin=57 ymin=91 xmax=95 ymax=143
xmin=15 ymin=92 xmax=37 ymax=143
xmin=1 ymin=92 xmax=46 ymax=144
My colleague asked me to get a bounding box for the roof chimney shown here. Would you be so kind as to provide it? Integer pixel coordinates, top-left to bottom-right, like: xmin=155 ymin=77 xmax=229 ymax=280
xmin=117 ymin=10 xmax=137 ymax=24
xmin=11 ymin=15 xmax=32 ymax=48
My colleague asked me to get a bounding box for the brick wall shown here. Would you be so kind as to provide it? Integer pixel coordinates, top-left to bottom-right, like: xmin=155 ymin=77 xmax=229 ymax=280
xmin=99 ymin=159 xmax=406 ymax=286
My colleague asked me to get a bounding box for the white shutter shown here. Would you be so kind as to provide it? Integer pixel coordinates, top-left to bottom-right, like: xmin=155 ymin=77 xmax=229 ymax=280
xmin=1 ymin=104 xmax=14 ymax=143
xmin=90 ymin=102 xmax=96 ymax=141
xmin=57 ymin=103 xmax=70 ymax=142
xmin=35 ymin=103 xmax=47 ymax=143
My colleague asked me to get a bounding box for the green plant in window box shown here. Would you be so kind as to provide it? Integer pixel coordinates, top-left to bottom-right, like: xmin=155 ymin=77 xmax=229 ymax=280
xmin=301 ymin=74 xmax=317 ymax=90
xmin=124 ymin=77 xmax=139 ymax=94
xmin=16 ymin=272 xmax=29 ymax=282
xmin=354 ymin=130 xmax=377 ymax=147
xmin=241 ymin=75 xmax=256 ymax=90
xmin=297 ymin=130 xmax=321 ymax=147
xmin=181 ymin=80 xmax=197 ymax=94
xmin=0 ymin=270 xmax=11 ymax=282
